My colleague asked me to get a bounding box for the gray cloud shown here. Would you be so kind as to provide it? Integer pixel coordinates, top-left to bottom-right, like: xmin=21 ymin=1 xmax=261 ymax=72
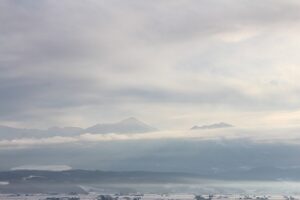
xmin=1 ymin=0 xmax=300 ymax=129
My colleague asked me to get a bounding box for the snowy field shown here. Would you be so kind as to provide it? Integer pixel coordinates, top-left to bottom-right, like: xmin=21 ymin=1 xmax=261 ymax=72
xmin=0 ymin=193 xmax=297 ymax=200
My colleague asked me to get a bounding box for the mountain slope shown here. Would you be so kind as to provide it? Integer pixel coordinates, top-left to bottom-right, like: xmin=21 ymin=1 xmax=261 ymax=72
xmin=0 ymin=118 xmax=157 ymax=139
xmin=0 ymin=170 xmax=193 ymax=184
xmin=85 ymin=117 xmax=157 ymax=134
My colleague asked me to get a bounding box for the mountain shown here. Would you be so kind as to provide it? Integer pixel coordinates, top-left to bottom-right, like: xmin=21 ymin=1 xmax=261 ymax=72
xmin=3 ymin=166 xmax=300 ymax=185
xmin=0 ymin=125 xmax=83 ymax=139
xmin=85 ymin=117 xmax=157 ymax=134
xmin=0 ymin=170 xmax=195 ymax=194
xmin=0 ymin=125 xmax=43 ymax=139
xmin=0 ymin=118 xmax=157 ymax=139
xmin=191 ymin=122 xmax=233 ymax=130
xmin=1 ymin=168 xmax=300 ymax=194
xmin=0 ymin=169 xmax=193 ymax=184
xmin=46 ymin=126 xmax=83 ymax=136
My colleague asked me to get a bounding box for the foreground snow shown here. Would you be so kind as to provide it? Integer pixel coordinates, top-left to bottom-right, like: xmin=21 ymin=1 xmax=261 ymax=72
xmin=0 ymin=193 xmax=298 ymax=200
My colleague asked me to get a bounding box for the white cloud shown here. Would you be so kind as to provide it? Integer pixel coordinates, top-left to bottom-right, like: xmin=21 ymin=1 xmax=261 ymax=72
xmin=1 ymin=126 xmax=300 ymax=149
xmin=11 ymin=165 xmax=72 ymax=171
xmin=0 ymin=136 xmax=78 ymax=149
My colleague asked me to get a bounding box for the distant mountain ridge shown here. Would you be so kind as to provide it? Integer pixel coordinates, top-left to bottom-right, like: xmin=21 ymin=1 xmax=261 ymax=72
xmin=191 ymin=122 xmax=233 ymax=130
xmin=1 ymin=168 xmax=300 ymax=194
xmin=0 ymin=169 xmax=196 ymax=194
xmin=85 ymin=117 xmax=157 ymax=134
xmin=1 ymin=167 xmax=299 ymax=194
xmin=0 ymin=118 xmax=157 ymax=139
xmin=0 ymin=169 xmax=194 ymax=184
xmin=1 ymin=166 xmax=300 ymax=184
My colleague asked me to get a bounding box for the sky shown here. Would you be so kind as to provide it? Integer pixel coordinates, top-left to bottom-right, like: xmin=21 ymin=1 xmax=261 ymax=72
xmin=2 ymin=0 xmax=300 ymax=172
xmin=2 ymin=0 xmax=300 ymax=130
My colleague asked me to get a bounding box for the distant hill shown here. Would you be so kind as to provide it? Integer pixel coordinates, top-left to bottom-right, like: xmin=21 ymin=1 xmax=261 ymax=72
xmin=0 ymin=170 xmax=193 ymax=185
xmin=85 ymin=117 xmax=157 ymax=134
xmin=0 ymin=118 xmax=157 ymax=139
xmin=0 ymin=125 xmax=52 ymax=139
xmin=2 ymin=166 xmax=300 ymax=184
xmin=1 ymin=167 xmax=300 ymax=194
xmin=191 ymin=122 xmax=233 ymax=130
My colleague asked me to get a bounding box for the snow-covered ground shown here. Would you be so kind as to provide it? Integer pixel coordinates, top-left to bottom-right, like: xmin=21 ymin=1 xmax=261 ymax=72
xmin=0 ymin=193 xmax=298 ymax=200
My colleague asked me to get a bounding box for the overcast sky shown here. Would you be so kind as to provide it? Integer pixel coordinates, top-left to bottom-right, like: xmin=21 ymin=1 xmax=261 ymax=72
xmin=2 ymin=0 xmax=300 ymax=129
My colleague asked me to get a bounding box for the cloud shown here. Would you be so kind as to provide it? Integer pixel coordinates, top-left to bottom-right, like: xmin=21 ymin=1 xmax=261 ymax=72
xmin=0 ymin=136 xmax=78 ymax=149
xmin=1 ymin=126 xmax=300 ymax=150
xmin=2 ymin=0 xmax=300 ymax=129
xmin=11 ymin=164 xmax=72 ymax=171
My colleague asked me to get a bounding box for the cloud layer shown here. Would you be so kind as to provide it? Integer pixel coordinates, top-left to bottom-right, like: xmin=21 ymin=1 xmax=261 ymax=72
xmin=1 ymin=126 xmax=300 ymax=150
xmin=1 ymin=129 xmax=300 ymax=172
xmin=2 ymin=0 xmax=300 ymax=129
